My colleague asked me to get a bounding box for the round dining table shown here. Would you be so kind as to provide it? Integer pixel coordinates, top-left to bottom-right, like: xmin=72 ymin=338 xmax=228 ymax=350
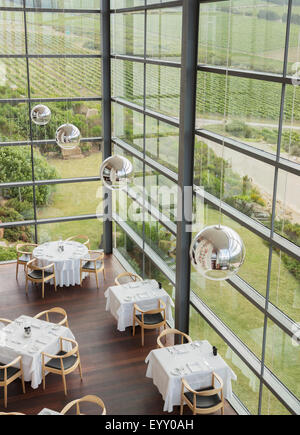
xmin=33 ymin=241 xmax=89 ymax=287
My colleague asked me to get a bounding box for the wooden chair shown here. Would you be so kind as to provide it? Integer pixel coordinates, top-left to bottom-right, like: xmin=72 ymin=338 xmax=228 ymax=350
xmin=115 ymin=272 xmax=142 ymax=286
xmin=0 ymin=318 xmax=12 ymax=330
xmin=0 ymin=356 xmax=25 ymax=408
xmin=61 ymin=395 xmax=106 ymax=415
xmin=133 ymin=299 xmax=167 ymax=347
xmin=42 ymin=337 xmax=83 ymax=396
xmin=25 ymin=259 xmax=57 ymax=299
xmin=157 ymin=328 xmax=193 ymax=349
xmin=16 ymin=243 xmax=38 ymax=279
xmin=80 ymin=251 xmax=105 ymax=289
xmin=34 ymin=307 xmax=69 ymax=328
xmin=66 ymin=235 xmax=90 ymax=250
xmin=180 ymin=372 xmax=225 ymax=416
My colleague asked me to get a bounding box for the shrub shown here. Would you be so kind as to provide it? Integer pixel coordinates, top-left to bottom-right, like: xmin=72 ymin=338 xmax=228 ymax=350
xmin=0 ymin=206 xmax=32 ymax=242
xmin=0 ymin=247 xmax=17 ymax=261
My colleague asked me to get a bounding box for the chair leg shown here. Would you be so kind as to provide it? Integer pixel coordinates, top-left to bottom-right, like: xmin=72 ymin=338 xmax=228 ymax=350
xmin=42 ymin=281 xmax=45 ymax=299
xmin=54 ymin=276 xmax=57 ymax=292
xmin=103 ymin=268 xmax=106 ymax=281
xmin=16 ymin=262 xmax=19 ymax=279
xmin=79 ymin=362 xmax=83 ymax=382
xmin=21 ymin=373 xmax=26 ymax=394
xmin=42 ymin=367 xmax=46 ymax=391
xmin=4 ymin=384 xmax=7 ymax=408
xmin=221 ymin=405 xmax=225 ymax=415
xmin=25 ymin=277 xmax=28 ymax=295
xmin=133 ymin=320 xmax=136 ymax=337
xmin=180 ymin=399 xmax=184 ymax=416
xmin=95 ymin=272 xmax=99 ymax=289
xmin=80 ymin=270 xmax=83 ymax=287
xmin=141 ymin=327 xmax=145 ymax=347
xmin=62 ymin=373 xmax=67 ymax=396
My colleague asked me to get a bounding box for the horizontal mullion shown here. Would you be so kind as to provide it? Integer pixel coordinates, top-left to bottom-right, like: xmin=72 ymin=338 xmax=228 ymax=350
xmin=196 ymin=129 xmax=300 ymax=177
xmin=112 ymin=97 xmax=180 ymax=127
xmin=0 ymin=214 xmax=103 ymax=229
xmin=0 ymin=176 xmax=100 ymax=190
xmin=112 ymin=54 xmax=181 ymax=68
xmin=0 ymin=137 xmax=102 ymax=148
xmin=0 ymin=54 xmax=101 ymax=59
xmin=190 ymin=292 xmax=299 ymax=415
xmin=197 ymin=64 xmax=294 ymax=85
xmin=111 ymin=1 xmax=182 ymax=13
xmin=0 ymin=97 xmax=102 ymax=104
xmin=0 ymin=7 xmax=101 ymax=13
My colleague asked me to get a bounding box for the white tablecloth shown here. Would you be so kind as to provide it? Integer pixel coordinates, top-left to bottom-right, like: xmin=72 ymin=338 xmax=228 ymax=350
xmin=0 ymin=315 xmax=75 ymax=389
xmin=33 ymin=241 xmax=88 ymax=287
xmin=105 ymin=280 xmax=174 ymax=332
xmin=38 ymin=409 xmax=61 ymax=416
xmin=145 ymin=340 xmax=237 ymax=413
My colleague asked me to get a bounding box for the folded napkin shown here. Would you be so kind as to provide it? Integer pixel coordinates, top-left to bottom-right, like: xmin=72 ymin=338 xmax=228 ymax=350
xmin=36 ymin=339 xmax=48 ymax=345
xmin=11 ymin=339 xmax=22 ymax=346
xmin=187 ymin=362 xmax=207 ymax=373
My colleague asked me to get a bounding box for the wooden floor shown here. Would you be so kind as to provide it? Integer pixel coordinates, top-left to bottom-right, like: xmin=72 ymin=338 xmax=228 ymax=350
xmin=0 ymin=255 xmax=236 ymax=415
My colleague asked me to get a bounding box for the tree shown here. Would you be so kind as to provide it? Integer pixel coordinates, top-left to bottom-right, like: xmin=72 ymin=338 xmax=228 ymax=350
xmin=0 ymin=146 xmax=57 ymax=206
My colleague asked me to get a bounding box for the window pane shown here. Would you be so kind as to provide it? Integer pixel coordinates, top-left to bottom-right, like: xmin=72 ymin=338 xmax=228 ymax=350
xmin=146 ymin=64 xmax=181 ymax=119
xmin=261 ymin=386 xmax=292 ymax=416
xmin=26 ymin=12 xmax=100 ymax=55
xmin=36 ymin=181 xmax=102 ymax=219
xmin=112 ymin=59 xmax=144 ymax=106
xmin=113 ymin=103 xmax=144 ymax=152
xmin=189 ymin=306 xmax=260 ymax=415
xmin=146 ymin=117 xmax=178 ymax=173
xmin=38 ymin=219 xmax=103 ymax=251
xmin=265 ymin=319 xmax=300 ymax=401
xmin=199 ymin=0 xmax=287 ymax=74
xmin=111 ymin=11 xmax=144 ymax=57
xmin=0 ymin=11 xmax=25 ymax=54
xmin=196 ymin=73 xmax=282 ymax=155
xmin=147 ymin=7 xmax=182 ymax=62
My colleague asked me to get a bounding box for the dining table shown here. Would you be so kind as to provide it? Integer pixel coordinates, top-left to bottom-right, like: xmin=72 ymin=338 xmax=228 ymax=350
xmin=105 ymin=279 xmax=174 ymax=332
xmin=145 ymin=340 xmax=237 ymax=413
xmin=0 ymin=315 xmax=75 ymax=389
xmin=33 ymin=240 xmax=88 ymax=287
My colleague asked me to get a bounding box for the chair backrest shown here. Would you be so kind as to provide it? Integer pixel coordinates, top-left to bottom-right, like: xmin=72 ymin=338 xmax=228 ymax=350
xmin=157 ymin=328 xmax=193 ymax=348
xmin=60 ymin=395 xmax=106 ymax=415
xmin=42 ymin=337 xmax=79 ymax=369
xmin=66 ymin=235 xmax=90 ymax=247
xmin=134 ymin=299 xmax=166 ymax=318
xmin=0 ymin=318 xmax=12 ymax=330
xmin=115 ymin=272 xmax=142 ymax=286
xmin=16 ymin=243 xmax=38 ymax=257
xmin=183 ymin=372 xmax=224 ymax=399
xmin=34 ymin=307 xmax=68 ymax=327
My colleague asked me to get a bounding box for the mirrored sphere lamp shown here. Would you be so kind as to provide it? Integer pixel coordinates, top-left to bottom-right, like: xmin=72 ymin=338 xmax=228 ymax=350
xmin=100 ymin=155 xmax=134 ymax=191
xmin=190 ymin=225 xmax=246 ymax=281
xmin=31 ymin=105 xmax=51 ymax=126
xmin=55 ymin=124 xmax=81 ymax=150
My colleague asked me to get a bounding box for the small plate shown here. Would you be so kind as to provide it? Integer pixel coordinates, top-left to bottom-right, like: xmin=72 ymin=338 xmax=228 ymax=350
xmin=124 ymin=296 xmax=132 ymax=302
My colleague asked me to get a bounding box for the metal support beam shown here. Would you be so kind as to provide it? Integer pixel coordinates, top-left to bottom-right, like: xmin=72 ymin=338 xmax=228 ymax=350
xmin=101 ymin=0 xmax=113 ymax=254
xmin=175 ymin=0 xmax=200 ymax=334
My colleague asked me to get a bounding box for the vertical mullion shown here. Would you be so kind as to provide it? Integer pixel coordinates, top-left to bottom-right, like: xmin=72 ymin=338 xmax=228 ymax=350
xmin=23 ymin=0 xmax=38 ymax=243
xmin=142 ymin=3 xmax=147 ymax=279
xmin=175 ymin=0 xmax=199 ymax=334
xmin=101 ymin=0 xmax=113 ymax=254
xmin=257 ymin=0 xmax=293 ymax=415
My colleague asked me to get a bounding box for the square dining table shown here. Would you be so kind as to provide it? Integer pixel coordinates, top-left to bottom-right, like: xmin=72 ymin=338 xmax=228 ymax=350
xmin=0 ymin=315 xmax=75 ymax=389
xmin=105 ymin=280 xmax=174 ymax=332
xmin=145 ymin=340 xmax=237 ymax=413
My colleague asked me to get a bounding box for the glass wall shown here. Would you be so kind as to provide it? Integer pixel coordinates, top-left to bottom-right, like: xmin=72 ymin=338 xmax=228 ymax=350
xmin=111 ymin=0 xmax=300 ymax=416
xmin=0 ymin=1 xmax=103 ymax=261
